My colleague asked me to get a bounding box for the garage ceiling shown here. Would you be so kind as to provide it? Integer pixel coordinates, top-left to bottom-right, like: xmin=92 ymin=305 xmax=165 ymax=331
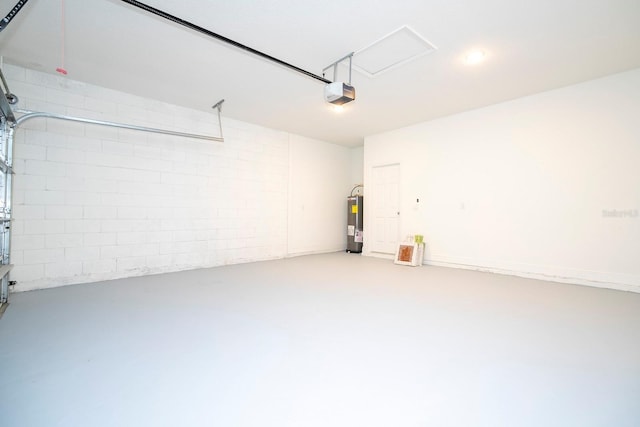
xmin=1 ymin=0 xmax=639 ymax=147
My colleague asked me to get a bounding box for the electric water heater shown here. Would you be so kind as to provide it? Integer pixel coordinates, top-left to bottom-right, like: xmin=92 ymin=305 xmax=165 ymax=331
xmin=346 ymin=196 xmax=363 ymax=253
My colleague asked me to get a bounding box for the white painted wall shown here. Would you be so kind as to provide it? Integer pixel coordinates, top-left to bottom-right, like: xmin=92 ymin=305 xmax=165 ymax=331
xmin=364 ymin=68 xmax=640 ymax=292
xmin=349 ymin=146 xmax=364 ymax=189
xmin=6 ymin=64 xmax=352 ymax=291
xmin=287 ymin=135 xmax=352 ymax=255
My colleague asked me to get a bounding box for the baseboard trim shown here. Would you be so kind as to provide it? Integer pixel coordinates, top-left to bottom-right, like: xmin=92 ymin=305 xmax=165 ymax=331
xmin=366 ymin=252 xmax=394 ymax=260
xmin=287 ymin=248 xmax=348 ymax=258
xmin=425 ymin=258 xmax=640 ymax=294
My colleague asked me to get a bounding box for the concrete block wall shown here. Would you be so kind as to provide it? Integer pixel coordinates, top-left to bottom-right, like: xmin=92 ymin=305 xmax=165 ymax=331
xmin=6 ymin=64 xmax=313 ymax=290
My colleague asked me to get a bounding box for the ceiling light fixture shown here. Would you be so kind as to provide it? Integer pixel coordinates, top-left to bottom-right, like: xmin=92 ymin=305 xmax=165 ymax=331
xmin=464 ymin=50 xmax=486 ymax=65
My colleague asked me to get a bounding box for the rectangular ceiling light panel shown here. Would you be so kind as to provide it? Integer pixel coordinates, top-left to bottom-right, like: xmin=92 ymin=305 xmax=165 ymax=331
xmin=352 ymin=25 xmax=437 ymax=77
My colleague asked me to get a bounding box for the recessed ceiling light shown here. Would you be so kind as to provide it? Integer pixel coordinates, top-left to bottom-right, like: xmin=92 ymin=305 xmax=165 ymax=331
xmin=464 ymin=50 xmax=486 ymax=65
xmin=331 ymin=104 xmax=345 ymax=113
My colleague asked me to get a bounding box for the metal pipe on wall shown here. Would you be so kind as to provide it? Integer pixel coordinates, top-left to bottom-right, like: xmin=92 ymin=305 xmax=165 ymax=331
xmin=14 ymin=110 xmax=224 ymax=142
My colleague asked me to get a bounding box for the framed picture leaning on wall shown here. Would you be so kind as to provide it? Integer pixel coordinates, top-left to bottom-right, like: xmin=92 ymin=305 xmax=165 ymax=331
xmin=394 ymin=242 xmax=418 ymax=266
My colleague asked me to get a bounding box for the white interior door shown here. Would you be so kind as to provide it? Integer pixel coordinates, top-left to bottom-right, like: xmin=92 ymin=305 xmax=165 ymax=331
xmin=371 ymin=164 xmax=400 ymax=254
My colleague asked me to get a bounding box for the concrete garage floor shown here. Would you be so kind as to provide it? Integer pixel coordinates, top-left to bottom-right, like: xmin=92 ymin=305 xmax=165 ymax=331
xmin=1 ymin=252 xmax=639 ymax=427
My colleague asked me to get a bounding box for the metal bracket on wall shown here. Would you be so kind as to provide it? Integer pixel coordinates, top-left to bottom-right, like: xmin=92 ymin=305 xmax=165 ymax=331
xmin=212 ymin=99 xmax=224 ymax=140
xmin=0 ymin=80 xmax=15 ymax=123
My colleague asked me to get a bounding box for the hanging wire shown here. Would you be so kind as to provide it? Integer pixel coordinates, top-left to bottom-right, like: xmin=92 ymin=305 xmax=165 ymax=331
xmin=55 ymin=0 xmax=67 ymax=75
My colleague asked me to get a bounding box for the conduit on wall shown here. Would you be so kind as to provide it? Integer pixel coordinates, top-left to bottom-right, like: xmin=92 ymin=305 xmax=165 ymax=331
xmin=14 ymin=105 xmax=225 ymax=143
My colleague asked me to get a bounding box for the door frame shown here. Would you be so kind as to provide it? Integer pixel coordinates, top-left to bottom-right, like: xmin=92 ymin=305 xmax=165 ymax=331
xmin=367 ymin=162 xmax=401 ymax=256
